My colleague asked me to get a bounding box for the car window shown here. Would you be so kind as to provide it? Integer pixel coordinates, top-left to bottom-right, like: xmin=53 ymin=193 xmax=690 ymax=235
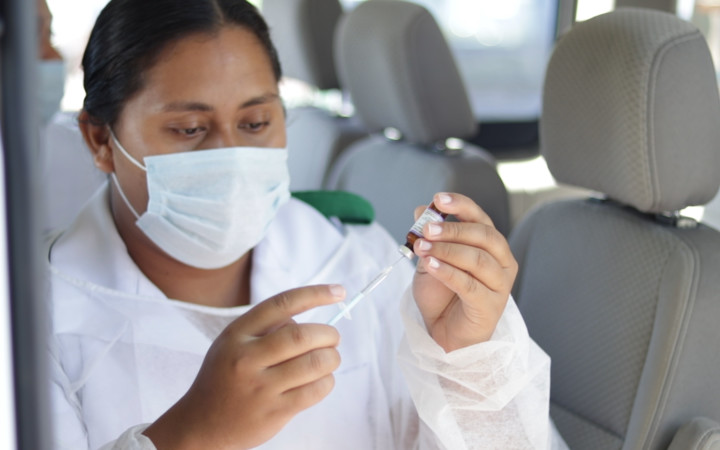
xmin=46 ymin=0 xmax=264 ymax=112
xmin=49 ymin=0 xmax=557 ymax=123
xmin=575 ymin=0 xmax=614 ymax=21
xmin=685 ymin=0 xmax=720 ymax=227
xmin=686 ymin=0 xmax=720 ymax=81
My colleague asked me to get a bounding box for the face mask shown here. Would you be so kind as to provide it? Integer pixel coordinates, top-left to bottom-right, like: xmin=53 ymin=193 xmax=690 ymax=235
xmin=109 ymin=132 xmax=290 ymax=269
xmin=37 ymin=60 xmax=65 ymax=126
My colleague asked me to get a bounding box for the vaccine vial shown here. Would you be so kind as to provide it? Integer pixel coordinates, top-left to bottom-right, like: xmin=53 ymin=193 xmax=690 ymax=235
xmin=398 ymin=202 xmax=448 ymax=259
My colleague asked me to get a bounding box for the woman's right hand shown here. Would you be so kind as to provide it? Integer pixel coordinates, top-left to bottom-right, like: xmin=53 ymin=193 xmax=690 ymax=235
xmin=143 ymin=284 xmax=346 ymax=449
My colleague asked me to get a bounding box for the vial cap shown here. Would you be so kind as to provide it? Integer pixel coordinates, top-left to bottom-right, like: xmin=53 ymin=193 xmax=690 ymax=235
xmin=398 ymin=245 xmax=414 ymax=260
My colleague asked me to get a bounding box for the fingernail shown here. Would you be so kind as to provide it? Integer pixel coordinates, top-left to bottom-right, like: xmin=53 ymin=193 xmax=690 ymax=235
xmin=329 ymin=284 xmax=346 ymax=299
xmin=418 ymin=240 xmax=432 ymax=251
xmin=427 ymin=223 xmax=442 ymax=237
xmin=437 ymin=193 xmax=452 ymax=205
xmin=428 ymin=257 xmax=440 ymax=269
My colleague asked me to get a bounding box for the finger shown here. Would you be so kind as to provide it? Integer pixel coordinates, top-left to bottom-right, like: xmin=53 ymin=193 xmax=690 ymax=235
xmin=281 ymin=374 xmax=336 ymax=414
xmin=230 ymin=285 xmax=347 ymax=336
xmin=431 ymin=192 xmax=494 ymax=227
xmin=420 ymin=221 xmax=516 ymax=269
xmin=420 ymin=256 xmax=507 ymax=315
xmin=414 ymin=240 xmax=507 ymax=293
xmin=422 ymin=255 xmax=490 ymax=299
xmin=413 ymin=205 xmax=426 ymax=221
xmin=265 ymin=347 xmax=341 ymax=392
xmin=248 ymin=323 xmax=340 ymax=367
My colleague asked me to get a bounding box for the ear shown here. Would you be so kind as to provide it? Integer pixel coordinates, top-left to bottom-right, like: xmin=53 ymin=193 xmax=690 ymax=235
xmin=78 ymin=110 xmax=114 ymax=174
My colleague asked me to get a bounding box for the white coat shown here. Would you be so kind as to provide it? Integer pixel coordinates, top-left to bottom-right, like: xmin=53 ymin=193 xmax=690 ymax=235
xmin=48 ymin=183 xmax=566 ymax=449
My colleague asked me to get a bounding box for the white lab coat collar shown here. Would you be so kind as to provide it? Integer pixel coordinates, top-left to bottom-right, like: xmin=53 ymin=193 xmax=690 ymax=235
xmin=48 ymin=182 xmax=165 ymax=302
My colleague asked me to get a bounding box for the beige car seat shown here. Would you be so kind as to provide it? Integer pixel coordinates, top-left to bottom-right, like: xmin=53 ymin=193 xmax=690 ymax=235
xmin=326 ymin=1 xmax=510 ymax=241
xmin=509 ymin=9 xmax=720 ymax=449
xmin=262 ymin=0 xmax=367 ymax=191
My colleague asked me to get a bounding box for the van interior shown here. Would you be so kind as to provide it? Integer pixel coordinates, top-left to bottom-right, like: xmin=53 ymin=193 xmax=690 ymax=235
xmin=2 ymin=0 xmax=720 ymax=448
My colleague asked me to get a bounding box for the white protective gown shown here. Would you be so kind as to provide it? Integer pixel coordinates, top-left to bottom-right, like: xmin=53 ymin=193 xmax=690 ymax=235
xmin=48 ymin=183 xmax=566 ymax=450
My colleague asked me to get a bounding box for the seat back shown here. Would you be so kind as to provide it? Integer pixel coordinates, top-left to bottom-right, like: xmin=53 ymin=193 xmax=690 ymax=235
xmin=262 ymin=0 xmax=366 ymax=191
xmin=509 ymin=9 xmax=720 ymax=449
xmin=41 ymin=112 xmax=106 ymax=233
xmin=327 ymin=1 xmax=510 ymax=240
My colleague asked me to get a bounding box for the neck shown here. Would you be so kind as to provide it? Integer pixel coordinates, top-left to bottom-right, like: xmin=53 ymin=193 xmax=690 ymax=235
xmin=143 ymin=253 xmax=253 ymax=308
xmin=110 ymin=188 xmax=253 ymax=308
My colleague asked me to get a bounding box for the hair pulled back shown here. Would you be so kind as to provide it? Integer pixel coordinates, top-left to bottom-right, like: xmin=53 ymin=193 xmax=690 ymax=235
xmin=82 ymin=0 xmax=282 ymax=126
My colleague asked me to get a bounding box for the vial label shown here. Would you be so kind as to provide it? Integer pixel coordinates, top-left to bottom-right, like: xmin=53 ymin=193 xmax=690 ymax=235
xmin=409 ymin=207 xmax=444 ymax=238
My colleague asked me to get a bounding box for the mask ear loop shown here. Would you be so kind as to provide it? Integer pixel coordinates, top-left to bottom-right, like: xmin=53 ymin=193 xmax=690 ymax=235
xmin=110 ymin=173 xmax=141 ymax=220
xmin=108 ymin=129 xmax=145 ymax=220
xmin=109 ymin=129 xmax=147 ymax=172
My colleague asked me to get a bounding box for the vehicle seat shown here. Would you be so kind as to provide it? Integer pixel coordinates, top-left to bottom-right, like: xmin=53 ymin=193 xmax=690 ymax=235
xmin=261 ymin=0 xmax=367 ymax=191
xmin=509 ymin=9 xmax=720 ymax=449
xmin=41 ymin=112 xmax=106 ymax=234
xmin=326 ymin=1 xmax=510 ymax=241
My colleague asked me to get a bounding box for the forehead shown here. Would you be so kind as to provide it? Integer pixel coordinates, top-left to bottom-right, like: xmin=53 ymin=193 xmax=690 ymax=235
xmin=136 ymin=26 xmax=278 ymax=105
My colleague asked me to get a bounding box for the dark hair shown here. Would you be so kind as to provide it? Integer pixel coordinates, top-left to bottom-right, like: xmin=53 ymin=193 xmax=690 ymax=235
xmin=81 ymin=0 xmax=282 ymax=126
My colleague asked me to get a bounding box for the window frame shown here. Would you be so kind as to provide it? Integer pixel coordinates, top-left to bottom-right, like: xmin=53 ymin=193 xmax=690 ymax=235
xmin=1 ymin=0 xmax=52 ymax=449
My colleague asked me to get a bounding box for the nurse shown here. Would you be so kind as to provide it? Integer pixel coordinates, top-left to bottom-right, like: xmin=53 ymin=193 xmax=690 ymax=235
xmin=48 ymin=0 xmax=563 ymax=449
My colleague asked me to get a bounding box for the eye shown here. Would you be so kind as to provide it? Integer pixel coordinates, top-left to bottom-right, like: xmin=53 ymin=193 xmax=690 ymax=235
xmin=180 ymin=127 xmax=203 ymax=136
xmin=239 ymin=121 xmax=270 ymax=132
xmin=170 ymin=126 xmax=206 ymax=138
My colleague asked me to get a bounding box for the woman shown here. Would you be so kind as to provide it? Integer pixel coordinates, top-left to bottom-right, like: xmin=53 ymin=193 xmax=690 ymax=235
xmin=48 ymin=0 xmax=561 ymax=448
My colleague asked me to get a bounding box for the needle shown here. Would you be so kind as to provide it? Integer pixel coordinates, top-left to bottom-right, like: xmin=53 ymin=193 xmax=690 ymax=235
xmin=327 ymin=253 xmax=409 ymax=326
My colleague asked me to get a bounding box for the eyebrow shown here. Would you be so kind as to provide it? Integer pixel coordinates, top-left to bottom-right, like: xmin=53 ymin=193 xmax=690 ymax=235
xmin=161 ymin=93 xmax=281 ymax=113
xmin=240 ymin=93 xmax=281 ymax=108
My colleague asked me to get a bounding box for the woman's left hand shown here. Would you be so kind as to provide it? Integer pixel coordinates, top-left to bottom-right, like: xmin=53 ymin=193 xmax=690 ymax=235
xmin=411 ymin=193 xmax=518 ymax=352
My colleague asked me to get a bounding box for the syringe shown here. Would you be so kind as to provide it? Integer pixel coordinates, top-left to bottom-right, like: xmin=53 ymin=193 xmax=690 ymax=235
xmin=327 ymin=252 xmax=410 ymax=326
xmin=326 ymin=200 xmax=448 ymax=326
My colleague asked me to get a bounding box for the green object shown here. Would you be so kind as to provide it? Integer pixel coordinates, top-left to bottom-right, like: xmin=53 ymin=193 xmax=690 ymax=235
xmin=291 ymin=190 xmax=375 ymax=224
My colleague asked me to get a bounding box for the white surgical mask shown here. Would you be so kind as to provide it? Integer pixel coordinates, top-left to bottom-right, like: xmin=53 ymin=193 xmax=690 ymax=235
xmin=109 ymin=132 xmax=290 ymax=269
xmin=37 ymin=60 xmax=65 ymax=126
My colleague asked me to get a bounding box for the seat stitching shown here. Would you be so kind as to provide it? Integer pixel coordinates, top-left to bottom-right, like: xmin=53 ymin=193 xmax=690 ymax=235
xmin=698 ymin=426 xmax=720 ymax=449
xmin=645 ymin=31 xmax=703 ymax=212
xmin=640 ymin=235 xmax=700 ymax=449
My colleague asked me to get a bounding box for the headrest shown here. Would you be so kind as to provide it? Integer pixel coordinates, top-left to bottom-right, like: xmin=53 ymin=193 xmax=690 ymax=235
xmin=542 ymin=8 xmax=720 ymax=213
xmin=335 ymin=1 xmax=476 ymax=144
xmin=262 ymin=0 xmax=342 ymax=90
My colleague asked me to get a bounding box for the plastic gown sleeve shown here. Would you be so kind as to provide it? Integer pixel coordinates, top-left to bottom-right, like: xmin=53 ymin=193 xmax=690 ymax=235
xmin=397 ymin=288 xmax=568 ymax=450
xmin=98 ymin=425 xmax=155 ymax=450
